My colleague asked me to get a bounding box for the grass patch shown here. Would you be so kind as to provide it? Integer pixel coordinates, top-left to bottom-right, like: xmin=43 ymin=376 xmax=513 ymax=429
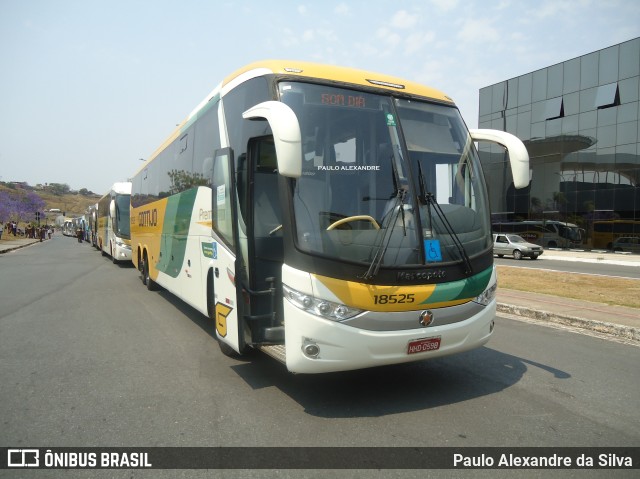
xmin=497 ymin=265 xmax=640 ymax=309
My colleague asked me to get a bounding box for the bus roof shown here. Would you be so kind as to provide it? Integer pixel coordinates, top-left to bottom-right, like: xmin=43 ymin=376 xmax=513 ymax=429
xmin=222 ymin=60 xmax=454 ymax=104
xmin=136 ymin=60 xmax=456 ymax=176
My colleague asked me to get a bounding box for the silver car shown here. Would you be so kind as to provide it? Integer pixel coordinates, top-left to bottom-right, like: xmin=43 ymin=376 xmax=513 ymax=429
xmin=493 ymin=233 xmax=544 ymax=260
xmin=612 ymin=236 xmax=640 ymax=253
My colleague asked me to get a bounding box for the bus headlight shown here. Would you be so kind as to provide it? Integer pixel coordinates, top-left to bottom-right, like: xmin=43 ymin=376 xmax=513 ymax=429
xmin=283 ymin=284 xmax=363 ymax=321
xmin=473 ymin=281 xmax=497 ymax=306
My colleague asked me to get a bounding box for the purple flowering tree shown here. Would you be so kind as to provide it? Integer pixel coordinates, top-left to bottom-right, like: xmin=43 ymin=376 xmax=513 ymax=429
xmin=0 ymin=190 xmax=46 ymax=224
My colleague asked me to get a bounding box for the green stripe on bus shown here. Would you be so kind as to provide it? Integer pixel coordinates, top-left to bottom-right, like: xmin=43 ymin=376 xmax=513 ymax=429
xmin=156 ymin=188 xmax=199 ymax=278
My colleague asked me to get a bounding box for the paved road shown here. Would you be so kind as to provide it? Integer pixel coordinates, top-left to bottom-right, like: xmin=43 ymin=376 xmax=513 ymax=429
xmin=1 ymin=237 xmax=639 ymax=478
xmin=495 ymin=256 xmax=640 ymax=279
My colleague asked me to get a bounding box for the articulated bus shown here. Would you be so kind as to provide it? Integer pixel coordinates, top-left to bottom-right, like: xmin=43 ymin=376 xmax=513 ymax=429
xmin=130 ymin=60 xmax=529 ymax=373
xmin=97 ymin=182 xmax=132 ymax=263
xmin=492 ymin=220 xmax=583 ymax=248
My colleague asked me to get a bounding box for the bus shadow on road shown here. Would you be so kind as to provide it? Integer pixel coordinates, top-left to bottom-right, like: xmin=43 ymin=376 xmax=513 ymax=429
xmin=229 ymin=347 xmax=571 ymax=418
xmin=146 ymin=285 xmax=572 ymax=418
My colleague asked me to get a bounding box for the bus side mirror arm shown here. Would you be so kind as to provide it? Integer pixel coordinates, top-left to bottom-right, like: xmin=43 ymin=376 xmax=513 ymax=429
xmin=470 ymin=129 xmax=530 ymax=189
xmin=243 ymin=101 xmax=302 ymax=178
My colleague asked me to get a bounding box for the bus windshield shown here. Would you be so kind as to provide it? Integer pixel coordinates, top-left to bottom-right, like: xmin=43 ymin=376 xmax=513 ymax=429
xmin=114 ymin=194 xmax=131 ymax=239
xmin=279 ymin=82 xmax=491 ymax=270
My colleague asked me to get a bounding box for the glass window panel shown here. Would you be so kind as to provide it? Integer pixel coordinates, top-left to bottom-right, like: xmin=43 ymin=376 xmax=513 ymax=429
xmin=619 ymin=38 xmax=640 ymax=79
xmin=564 ymin=92 xmax=579 ymax=116
xmin=517 ymin=73 xmax=532 ymax=106
xmin=579 ymin=111 xmax=597 ymax=130
xmin=546 ymin=118 xmax=562 ymax=136
xmin=617 ymin=121 xmax=638 ymax=145
xmin=594 ymin=83 xmax=619 ymax=108
xmin=548 ymin=64 xmax=563 ymax=98
xmin=597 ymin=106 xmax=617 ymax=127
xmin=617 ymin=102 xmax=638 ymax=123
xmin=562 ymin=114 xmax=579 ymax=134
xmin=580 ymin=128 xmax=597 ymax=149
xmin=563 ymin=58 xmax=581 ymax=94
xmin=581 ymin=52 xmax=599 ymax=89
xmin=492 ymin=82 xmax=507 ymax=113
xmin=531 ymin=121 xmax=545 ymax=139
xmin=491 ymin=117 xmax=504 ymax=130
xmin=532 ymin=69 xmax=548 ymax=102
xmin=532 ymin=100 xmax=546 ymax=122
xmin=619 ymin=76 xmax=639 ymax=104
xmin=505 ymin=114 xmax=518 ymax=135
xmin=597 ymin=125 xmax=617 ymax=148
xmin=479 ymin=87 xmax=492 ymax=115
xmin=580 ymin=87 xmax=597 ymax=113
xmin=545 ymin=97 xmax=563 ymax=119
xmin=518 ymin=103 xmax=531 ymax=113
xmin=507 ymin=78 xmax=519 ymax=109
xmin=517 ymin=111 xmax=532 ymax=140
xmin=616 ymin=142 xmax=637 ymax=158
xmin=599 ymin=45 xmax=619 ymax=85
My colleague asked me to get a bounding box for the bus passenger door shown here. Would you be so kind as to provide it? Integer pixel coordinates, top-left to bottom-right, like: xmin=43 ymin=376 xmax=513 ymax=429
xmin=211 ymin=147 xmax=244 ymax=354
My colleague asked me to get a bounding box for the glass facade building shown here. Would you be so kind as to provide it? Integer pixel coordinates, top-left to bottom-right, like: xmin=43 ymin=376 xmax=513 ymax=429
xmin=478 ymin=38 xmax=640 ymax=250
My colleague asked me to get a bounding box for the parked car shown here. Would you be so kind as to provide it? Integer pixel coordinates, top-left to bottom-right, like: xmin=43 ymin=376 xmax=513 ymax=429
xmin=612 ymin=236 xmax=640 ymax=253
xmin=493 ymin=233 xmax=544 ymax=260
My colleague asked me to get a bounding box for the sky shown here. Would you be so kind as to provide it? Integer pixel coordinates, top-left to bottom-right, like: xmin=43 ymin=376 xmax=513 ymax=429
xmin=1 ymin=0 xmax=639 ymax=195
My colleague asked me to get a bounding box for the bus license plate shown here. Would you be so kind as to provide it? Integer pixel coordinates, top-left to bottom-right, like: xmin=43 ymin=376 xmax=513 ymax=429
xmin=407 ymin=337 xmax=441 ymax=355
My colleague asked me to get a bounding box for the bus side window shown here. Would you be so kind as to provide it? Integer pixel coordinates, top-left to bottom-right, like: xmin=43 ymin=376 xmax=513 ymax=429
xmin=252 ymin=137 xmax=282 ymax=238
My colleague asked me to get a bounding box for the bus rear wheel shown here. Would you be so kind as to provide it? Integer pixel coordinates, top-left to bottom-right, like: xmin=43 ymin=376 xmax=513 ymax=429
xmin=142 ymin=253 xmax=158 ymax=291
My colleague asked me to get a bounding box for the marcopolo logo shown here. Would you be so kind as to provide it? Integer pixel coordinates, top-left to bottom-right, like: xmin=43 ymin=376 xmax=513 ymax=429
xmin=7 ymin=449 xmax=39 ymax=467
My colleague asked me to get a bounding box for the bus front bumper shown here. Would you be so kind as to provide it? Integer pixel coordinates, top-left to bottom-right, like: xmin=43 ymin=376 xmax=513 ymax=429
xmin=281 ymin=300 xmax=496 ymax=374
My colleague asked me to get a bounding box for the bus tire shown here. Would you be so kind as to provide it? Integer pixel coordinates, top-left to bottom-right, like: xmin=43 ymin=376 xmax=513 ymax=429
xmin=217 ymin=339 xmax=243 ymax=358
xmin=142 ymin=252 xmax=158 ymax=291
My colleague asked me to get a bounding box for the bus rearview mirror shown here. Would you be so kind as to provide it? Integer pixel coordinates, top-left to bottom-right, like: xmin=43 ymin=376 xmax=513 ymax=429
xmin=243 ymin=101 xmax=302 ymax=178
xmin=469 ymin=129 xmax=530 ymax=189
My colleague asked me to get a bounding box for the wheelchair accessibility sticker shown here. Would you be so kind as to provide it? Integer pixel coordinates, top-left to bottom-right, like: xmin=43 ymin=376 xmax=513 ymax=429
xmin=424 ymin=239 xmax=443 ymax=263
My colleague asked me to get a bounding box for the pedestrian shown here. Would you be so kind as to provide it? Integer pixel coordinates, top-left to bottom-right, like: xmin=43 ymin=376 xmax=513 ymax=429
xmin=48 ymin=226 xmax=52 ymax=239
xmin=0 ymin=222 xmax=4 ymax=240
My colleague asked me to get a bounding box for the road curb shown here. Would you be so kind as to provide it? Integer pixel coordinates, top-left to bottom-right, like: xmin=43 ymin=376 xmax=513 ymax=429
xmin=0 ymin=240 xmax=41 ymax=254
xmin=497 ymin=302 xmax=640 ymax=344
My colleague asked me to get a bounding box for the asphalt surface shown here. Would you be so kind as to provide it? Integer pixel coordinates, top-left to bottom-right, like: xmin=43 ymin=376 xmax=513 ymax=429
xmin=2 ymin=235 xmax=639 ymax=346
xmin=1 ymin=235 xmax=639 ymax=478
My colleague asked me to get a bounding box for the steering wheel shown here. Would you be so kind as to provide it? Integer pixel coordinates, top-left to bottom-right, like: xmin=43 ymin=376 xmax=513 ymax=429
xmin=326 ymin=215 xmax=380 ymax=231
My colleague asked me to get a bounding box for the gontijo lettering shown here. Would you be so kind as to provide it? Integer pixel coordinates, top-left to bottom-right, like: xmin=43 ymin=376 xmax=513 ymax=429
xmin=138 ymin=209 xmax=158 ymax=227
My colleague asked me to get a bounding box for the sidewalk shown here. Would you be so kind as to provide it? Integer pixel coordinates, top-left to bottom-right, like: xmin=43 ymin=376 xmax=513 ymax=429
xmin=0 ymin=236 xmax=43 ymax=253
xmin=2 ymin=236 xmax=639 ymax=344
xmin=497 ymin=249 xmax=640 ymax=344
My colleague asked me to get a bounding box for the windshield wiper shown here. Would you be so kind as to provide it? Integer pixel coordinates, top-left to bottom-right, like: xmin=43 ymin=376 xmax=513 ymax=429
xmin=417 ymin=162 xmax=473 ymax=275
xmin=361 ymin=156 xmax=407 ymax=280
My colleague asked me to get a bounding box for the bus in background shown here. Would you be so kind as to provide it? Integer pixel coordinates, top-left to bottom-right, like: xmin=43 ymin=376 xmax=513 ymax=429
xmin=492 ymin=220 xmax=583 ymax=248
xmin=592 ymin=219 xmax=640 ymax=250
xmin=97 ymin=182 xmax=132 ymax=263
xmin=130 ymin=60 xmax=529 ymax=374
xmin=86 ymin=203 xmax=99 ymax=247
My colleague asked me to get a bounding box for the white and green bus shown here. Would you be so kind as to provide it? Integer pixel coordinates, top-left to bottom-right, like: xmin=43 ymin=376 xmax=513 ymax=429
xmin=97 ymin=182 xmax=132 ymax=263
xmin=130 ymin=60 xmax=529 ymax=373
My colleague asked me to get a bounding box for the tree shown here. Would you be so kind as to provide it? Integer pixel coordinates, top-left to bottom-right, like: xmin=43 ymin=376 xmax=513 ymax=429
xmin=48 ymin=183 xmax=70 ymax=196
xmin=167 ymin=169 xmax=208 ymax=194
xmin=0 ymin=190 xmax=46 ymax=224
